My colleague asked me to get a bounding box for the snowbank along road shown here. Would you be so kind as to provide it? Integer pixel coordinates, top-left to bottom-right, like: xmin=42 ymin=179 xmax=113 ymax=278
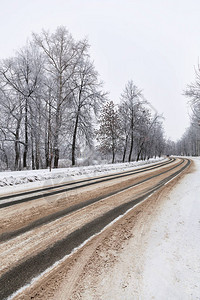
xmin=0 ymin=157 xmax=191 ymax=299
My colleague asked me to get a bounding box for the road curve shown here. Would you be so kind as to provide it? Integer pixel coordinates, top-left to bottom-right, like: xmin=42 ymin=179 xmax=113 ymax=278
xmin=0 ymin=158 xmax=174 ymax=208
xmin=0 ymin=158 xmax=190 ymax=299
xmin=0 ymin=158 xmax=180 ymax=242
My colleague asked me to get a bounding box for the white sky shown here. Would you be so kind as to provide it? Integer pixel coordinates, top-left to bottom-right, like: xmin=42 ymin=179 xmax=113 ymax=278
xmin=0 ymin=0 xmax=199 ymax=141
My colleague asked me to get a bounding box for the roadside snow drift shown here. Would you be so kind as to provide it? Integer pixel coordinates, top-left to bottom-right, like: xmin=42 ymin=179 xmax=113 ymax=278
xmin=0 ymin=157 xmax=164 ymax=194
xmin=141 ymin=157 xmax=200 ymax=299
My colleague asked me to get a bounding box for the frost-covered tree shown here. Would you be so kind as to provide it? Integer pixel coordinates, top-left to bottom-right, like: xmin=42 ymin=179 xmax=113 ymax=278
xmin=0 ymin=27 xmax=106 ymax=170
xmin=68 ymin=58 xmax=106 ymax=165
xmin=0 ymin=42 xmax=44 ymax=169
xmin=119 ymin=81 xmax=143 ymax=161
xmin=135 ymin=112 xmax=164 ymax=161
xmin=0 ymin=27 xmax=166 ymax=170
xmin=184 ymin=64 xmax=200 ymax=127
xmin=177 ymin=63 xmax=200 ymax=157
xmin=96 ymin=101 xmax=121 ymax=163
xmin=33 ymin=26 xmax=89 ymax=167
xmin=118 ymin=81 xmax=165 ymax=162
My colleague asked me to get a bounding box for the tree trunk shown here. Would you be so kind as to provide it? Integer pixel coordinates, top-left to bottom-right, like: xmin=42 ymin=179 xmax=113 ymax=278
xmin=31 ymin=138 xmax=35 ymax=170
xmin=14 ymin=118 xmax=21 ymax=170
xmin=122 ymin=147 xmax=126 ymax=163
xmin=136 ymin=142 xmax=144 ymax=161
xmin=35 ymin=143 xmax=40 ymax=169
xmin=14 ymin=140 xmax=19 ymax=170
xmin=45 ymin=135 xmax=49 ymax=168
xmin=122 ymin=135 xmax=128 ymax=162
xmin=53 ymin=147 xmax=59 ymax=168
xmin=30 ymin=119 xmax=35 ymax=170
xmin=72 ymin=111 xmax=80 ymax=166
xmin=53 ymin=107 xmax=60 ymax=168
xmin=136 ymin=151 xmax=140 ymax=162
xmin=128 ymin=114 xmax=134 ymax=162
xmin=46 ymin=99 xmax=52 ymax=168
xmin=128 ymin=131 xmax=133 ymax=162
xmin=112 ymin=150 xmax=115 ymax=164
xmin=23 ymin=98 xmax=28 ymax=168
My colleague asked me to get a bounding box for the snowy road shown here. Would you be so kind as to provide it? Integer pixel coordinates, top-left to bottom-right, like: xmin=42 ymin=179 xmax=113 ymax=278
xmin=0 ymin=157 xmax=192 ymax=299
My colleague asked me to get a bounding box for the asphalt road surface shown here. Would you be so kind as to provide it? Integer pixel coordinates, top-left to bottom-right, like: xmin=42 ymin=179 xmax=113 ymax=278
xmin=0 ymin=157 xmax=190 ymax=299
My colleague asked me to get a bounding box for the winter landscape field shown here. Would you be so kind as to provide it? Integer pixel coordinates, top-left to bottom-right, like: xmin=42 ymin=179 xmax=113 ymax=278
xmin=0 ymin=1 xmax=200 ymax=299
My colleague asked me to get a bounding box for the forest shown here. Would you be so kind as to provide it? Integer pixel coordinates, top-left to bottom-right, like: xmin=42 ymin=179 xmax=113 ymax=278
xmin=166 ymin=65 xmax=200 ymax=157
xmin=0 ymin=26 xmax=198 ymax=171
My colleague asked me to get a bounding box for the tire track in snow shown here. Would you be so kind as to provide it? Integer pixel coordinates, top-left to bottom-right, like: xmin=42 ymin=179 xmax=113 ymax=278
xmin=0 ymin=158 xmax=190 ymax=300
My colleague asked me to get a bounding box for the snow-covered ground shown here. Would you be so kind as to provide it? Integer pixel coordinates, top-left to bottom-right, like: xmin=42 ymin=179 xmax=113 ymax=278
xmin=75 ymin=157 xmax=200 ymax=300
xmin=0 ymin=157 xmax=165 ymax=195
xmin=141 ymin=157 xmax=200 ymax=299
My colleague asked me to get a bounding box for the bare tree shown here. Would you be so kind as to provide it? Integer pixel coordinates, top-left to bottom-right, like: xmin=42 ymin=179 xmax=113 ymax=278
xmin=118 ymin=101 xmax=131 ymax=162
xmin=120 ymin=80 xmax=143 ymax=162
xmin=0 ymin=90 xmax=24 ymax=170
xmin=180 ymin=62 xmax=200 ymax=156
xmin=184 ymin=63 xmax=200 ymax=126
xmin=135 ymin=112 xmax=163 ymax=161
xmin=33 ymin=26 xmax=89 ymax=168
xmin=0 ymin=42 xmax=44 ymax=169
xmin=96 ymin=101 xmax=121 ymax=163
xmin=68 ymin=58 xmax=106 ymax=165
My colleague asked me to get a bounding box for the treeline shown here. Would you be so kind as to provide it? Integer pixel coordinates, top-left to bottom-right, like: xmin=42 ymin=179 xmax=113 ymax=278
xmin=96 ymin=82 xmax=165 ymax=164
xmin=168 ymin=63 xmax=200 ymax=156
xmin=0 ymin=26 xmax=165 ymax=171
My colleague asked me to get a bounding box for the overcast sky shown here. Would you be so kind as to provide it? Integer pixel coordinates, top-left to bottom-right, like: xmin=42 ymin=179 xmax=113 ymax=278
xmin=0 ymin=0 xmax=199 ymax=140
